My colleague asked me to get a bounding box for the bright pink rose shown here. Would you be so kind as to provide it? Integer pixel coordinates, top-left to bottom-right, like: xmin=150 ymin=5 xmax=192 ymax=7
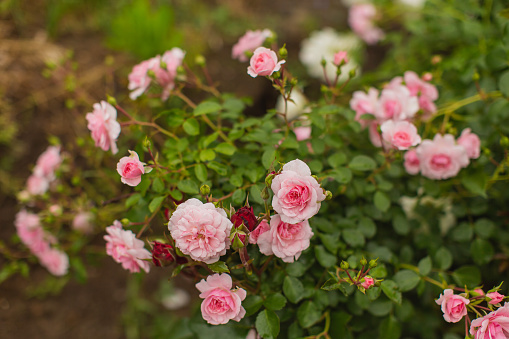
xmin=470 ymin=303 xmax=509 ymax=338
xmin=38 ymin=248 xmax=69 ymax=276
xmin=381 ymin=120 xmax=421 ymax=150
xmin=457 ymin=128 xmax=481 ymax=159
xmin=271 ymin=159 xmax=326 ymax=224
xmin=168 ymin=198 xmax=233 ymax=264
xmin=249 ymin=219 xmax=270 ymax=244
xmin=72 ymin=211 xmax=94 ymax=234
xmin=487 ymin=292 xmax=505 ymax=305
xmin=416 ymin=134 xmax=469 ymax=180
xmin=232 ymin=29 xmax=272 ymax=62
xmin=247 ymin=47 xmax=285 ymax=78
xmin=404 ymin=71 xmax=439 ymax=114
xmin=14 ymin=210 xmax=51 ymax=255
xmin=333 ymin=51 xmax=349 ymax=66
xmin=436 ymin=289 xmax=470 ymax=323
xmin=348 ymin=4 xmax=385 ymax=45
xmin=404 ymin=150 xmax=420 ymax=175
xmin=375 ymin=85 xmax=419 ymax=121
xmin=158 ymin=48 xmax=185 ymax=100
xmin=196 ymin=273 xmax=246 ymax=325
xmin=34 ymin=146 xmax=61 ymax=180
xmin=86 ymin=101 xmax=121 ymax=154
xmin=257 ymin=214 xmax=313 ymax=263
xmin=294 ymin=126 xmax=312 ymax=141
xmin=26 ymin=174 xmax=49 ymax=195
xmin=128 ymin=57 xmax=159 ymax=100
xmin=350 ymin=88 xmax=379 ymax=128
xmin=361 ymin=276 xmax=375 ymax=290
xmin=117 ymin=150 xmax=146 ymax=187
xmin=369 ymin=122 xmax=383 ymax=148
xmin=104 ymin=220 xmax=152 ymax=273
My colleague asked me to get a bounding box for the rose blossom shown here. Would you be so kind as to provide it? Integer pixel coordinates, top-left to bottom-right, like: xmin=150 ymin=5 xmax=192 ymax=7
xmin=72 ymin=211 xmax=94 ymax=234
xmin=196 ymin=273 xmax=246 ymax=325
xmin=231 ymin=206 xmax=258 ymax=231
xmin=348 ymin=4 xmax=385 ymax=45
xmin=271 ymin=159 xmax=326 ymax=224
xmin=404 ymin=149 xmax=420 ymax=175
xmin=435 ymin=289 xmax=470 ymax=323
xmin=350 ymin=88 xmax=379 ymax=128
xmin=487 ymin=292 xmax=505 ymax=305
xmin=104 ymin=220 xmax=152 ymax=273
xmin=361 ymin=276 xmax=374 ymax=290
xmin=38 ymin=248 xmax=69 ymax=276
xmin=247 ymin=47 xmax=285 ymax=78
xmin=117 ymin=150 xmax=147 ymax=187
xmin=381 ymin=120 xmax=421 ymax=150
xmin=369 ymin=122 xmax=383 ymax=148
xmin=128 ymin=57 xmax=159 ymax=100
xmin=14 ymin=210 xmax=49 ymax=254
xmin=375 ymin=85 xmax=419 ymax=122
xmin=34 ymin=146 xmax=61 ymax=180
xmin=86 ymin=101 xmax=121 ymax=154
xmin=158 ymin=48 xmax=185 ymax=101
xmin=151 ymin=241 xmax=175 ymax=267
xmin=26 ymin=174 xmax=49 ymax=195
xmin=249 ymin=219 xmax=270 ymax=244
xmin=168 ymin=198 xmax=233 ymax=264
xmin=333 ymin=51 xmax=349 ymax=66
xmin=257 ymin=214 xmax=313 ymax=263
xmin=416 ymin=134 xmax=469 ymax=180
xmin=470 ymin=303 xmax=509 ymax=338
xmin=232 ymin=29 xmax=272 ymax=62
xmin=294 ymin=126 xmax=312 ymax=141
xmin=387 ymin=71 xmax=439 ymax=115
xmin=457 ymin=128 xmax=481 ymax=159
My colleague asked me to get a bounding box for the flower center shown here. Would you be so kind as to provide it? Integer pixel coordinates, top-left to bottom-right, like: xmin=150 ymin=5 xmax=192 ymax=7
xmin=430 ymin=154 xmax=451 ymax=170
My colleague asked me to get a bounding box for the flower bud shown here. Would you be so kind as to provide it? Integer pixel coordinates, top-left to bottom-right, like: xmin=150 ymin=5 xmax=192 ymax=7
xmin=231 ymin=206 xmax=258 ymax=231
xmin=265 ymin=173 xmax=275 ymax=187
xmin=348 ymin=68 xmax=356 ymax=78
xmin=320 ymin=58 xmax=327 ymax=68
xmin=360 ymin=257 xmax=367 ymax=266
xmin=431 ymin=55 xmax=442 ymax=64
xmin=151 ymin=241 xmax=176 ymax=267
xmin=200 ymin=184 xmax=211 ymax=196
xmin=422 ymin=72 xmax=433 ymax=82
xmin=360 ymin=276 xmax=375 ymax=290
xmin=369 ymin=259 xmax=378 ymax=268
xmin=272 ymin=71 xmax=281 ymax=79
xmin=472 ymin=72 xmax=480 ymax=81
xmin=340 ymin=261 xmax=350 ymax=270
xmin=120 ymin=218 xmax=130 ymax=226
xmin=325 ymin=190 xmax=333 ymax=201
xmin=106 ymin=95 xmax=117 ymax=107
xmin=195 ymin=55 xmax=206 ymax=67
xmin=261 ymin=186 xmax=270 ymax=200
xmin=500 ymin=136 xmax=509 ymax=148
xmin=278 ymin=44 xmax=288 ymax=59
xmin=147 ymin=69 xmax=156 ymax=78
xmin=290 ymin=78 xmax=299 ymax=87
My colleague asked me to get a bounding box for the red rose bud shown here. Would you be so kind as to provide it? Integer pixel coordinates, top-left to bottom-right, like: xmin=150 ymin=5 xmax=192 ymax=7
xmin=152 ymin=241 xmax=175 ymax=267
xmin=231 ymin=206 xmax=257 ymax=231
xmin=164 ymin=208 xmax=171 ymax=221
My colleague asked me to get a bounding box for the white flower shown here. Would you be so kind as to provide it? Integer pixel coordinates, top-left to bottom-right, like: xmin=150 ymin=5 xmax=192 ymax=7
xmin=275 ymin=88 xmax=311 ymax=121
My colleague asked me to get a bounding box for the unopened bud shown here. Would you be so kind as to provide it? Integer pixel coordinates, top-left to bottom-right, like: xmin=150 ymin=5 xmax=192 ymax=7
xmin=147 ymin=69 xmax=156 ymax=78
xmin=120 ymin=218 xmax=130 ymax=226
xmin=279 ymin=44 xmax=288 ymax=59
xmin=422 ymin=72 xmax=433 ymax=82
xmin=340 ymin=261 xmax=350 ymax=270
xmin=325 ymin=190 xmax=333 ymax=201
xmin=320 ymin=58 xmax=327 ymax=68
xmin=143 ymin=136 xmax=151 ymax=148
xmin=265 ymin=173 xmax=275 ymax=187
xmin=200 ymin=184 xmax=211 ymax=196
xmin=272 ymin=71 xmax=281 ymax=79
xmin=348 ymin=68 xmax=356 ymax=78
xmin=473 ymin=72 xmax=480 ymax=81
xmin=106 ymin=95 xmax=117 ymax=107
xmin=290 ymin=78 xmax=299 ymax=87
xmin=261 ymin=186 xmax=270 ymax=200
xmin=360 ymin=257 xmax=367 ymax=266
xmin=369 ymin=259 xmax=378 ymax=268
xmin=500 ymin=136 xmax=509 ymax=148
xmin=195 ymin=55 xmax=206 ymax=67
xmin=483 ymin=147 xmax=491 ymax=156
xmin=431 ymin=55 xmax=442 ymax=64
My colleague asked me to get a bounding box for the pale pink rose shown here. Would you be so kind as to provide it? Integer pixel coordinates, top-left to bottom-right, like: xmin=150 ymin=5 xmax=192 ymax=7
xmin=34 ymin=146 xmax=61 ymax=180
xmin=403 ymin=71 xmax=439 ymax=114
xmin=168 ymin=198 xmax=233 ymax=264
xmin=232 ymin=29 xmax=272 ymax=62
xmin=86 ymin=101 xmax=121 ymax=154
xmin=38 ymin=248 xmax=69 ymax=276
xmin=48 ymin=205 xmax=62 ymax=216
xmin=487 ymin=292 xmax=505 ymax=305
xmin=333 ymin=51 xmax=349 ymax=66
xmin=249 ymin=220 xmax=270 ymax=244
xmin=375 ymin=85 xmax=419 ymax=121
xmin=196 ymin=273 xmax=246 ymax=325
xmin=457 ymin=128 xmax=481 ymax=159
xmin=128 ymin=57 xmax=159 ymax=100
xmin=271 ymin=159 xmax=326 ymax=224
xmin=422 ymin=72 xmax=433 ymax=82
xmin=104 ymin=220 xmax=152 ymax=273
xmin=369 ymin=122 xmax=383 ymax=148
xmin=117 ymin=150 xmax=146 ymax=187
xmin=294 ymin=126 xmax=312 ymax=141
xmin=435 ymin=289 xmax=470 ymax=323
xmin=404 ymin=149 xmax=420 ymax=175
xmin=416 ymin=134 xmax=469 ymax=180
xmin=247 ymin=47 xmax=285 ymax=78
xmin=470 ymin=303 xmax=509 ymax=338
xmin=257 ymin=214 xmax=313 ymax=263
xmin=158 ymin=48 xmax=185 ymax=100
xmin=361 ymin=276 xmax=374 ymax=290
xmin=14 ymin=210 xmax=50 ymax=255
xmin=26 ymin=174 xmax=49 ymax=195
xmin=72 ymin=212 xmax=94 ymax=234
xmin=381 ymin=120 xmax=421 ymax=150
xmin=350 ymin=88 xmax=379 ymax=128
xmin=348 ymin=4 xmax=385 ymax=45
xmin=246 ymin=329 xmax=261 ymax=339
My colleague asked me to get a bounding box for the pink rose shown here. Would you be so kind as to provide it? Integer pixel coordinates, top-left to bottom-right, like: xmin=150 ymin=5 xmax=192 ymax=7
xmin=403 ymin=71 xmax=439 ymax=114
xmin=470 ymin=303 xmax=509 ymax=338
xmin=333 ymin=51 xmax=349 ymax=66
xmin=26 ymin=174 xmax=49 ymax=195
xmin=294 ymin=126 xmax=312 ymax=141
xmin=375 ymin=85 xmax=419 ymax=121
xmin=271 ymin=159 xmax=326 ymax=224
xmin=72 ymin=211 xmax=94 ymax=234
xmin=381 ymin=120 xmax=421 ymax=150
xmin=369 ymin=122 xmax=383 ymax=148
xmin=246 ymin=329 xmax=261 ymax=339
xmin=436 ymin=289 xmax=470 ymax=323
xmin=128 ymin=57 xmax=159 ymax=100
xmin=350 ymin=88 xmax=379 ymax=128
xmin=473 ymin=289 xmax=485 ymax=296
xmin=38 ymin=248 xmax=69 ymax=276
xmin=14 ymin=210 xmax=50 ymax=255
xmin=487 ymin=292 xmax=505 ymax=305
xmin=158 ymin=48 xmax=185 ymax=100
xmin=247 ymin=47 xmax=285 ymax=78
xmin=86 ymin=101 xmax=121 ymax=154
xmin=361 ymin=276 xmax=374 ymax=290
xmin=348 ymin=4 xmax=385 ymax=45
xmin=232 ymin=29 xmax=272 ymax=62
xmin=257 ymin=214 xmax=313 ymax=263
xmin=168 ymin=198 xmax=233 ymax=264
xmin=416 ymin=134 xmax=469 ymax=180
xmin=249 ymin=219 xmax=270 ymax=244
xmin=196 ymin=273 xmax=246 ymax=325
xmin=104 ymin=220 xmax=152 ymax=273
xmin=457 ymin=128 xmax=481 ymax=159
xmin=404 ymin=150 xmax=420 ymax=175
xmin=117 ymin=150 xmax=146 ymax=187
xmin=34 ymin=146 xmax=61 ymax=180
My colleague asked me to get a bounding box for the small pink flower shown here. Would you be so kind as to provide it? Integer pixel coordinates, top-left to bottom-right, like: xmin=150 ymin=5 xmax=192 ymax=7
xmin=348 ymin=4 xmax=385 ymax=45
xmin=375 ymin=85 xmax=419 ymax=121
xmin=416 ymin=134 xmax=469 ymax=180
xmin=403 ymin=71 xmax=439 ymax=114
xmin=422 ymin=72 xmax=433 ymax=82
xmin=72 ymin=212 xmax=94 ymax=234
xmin=333 ymin=51 xmax=349 ymax=66
xmin=361 ymin=276 xmax=374 ymax=290
xmin=117 ymin=150 xmax=146 ymax=187
xmin=246 ymin=329 xmax=261 ymax=339
xmin=86 ymin=101 xmax=121 ymax=154
xmin=34 ymin=146 xmax=61 ymax=180
xmin=381 ymin=120 xmax=421 ymax=150
xmin=294 ymin=126 xmax=312 ymax=141
xmin=271 ymin=159 xmax=326 ymax=224
xmin=158 ymin=48 xmax=185 ymax=100
xmin=436 ymin=289 xmax=470 ymax=323
xmin=473 ymin=289 xmax=485 ymax=296
xmin=128 ymin=57 xmax=159 ymax=100
xmin=404 ymin=150 xmax=420 ymax=175
xmin=457 ymin=128 xmax=481 ymax=159
xmin=232 ymin=29 xmax=272 ymax=62
xmin=249 ymin=220 xmax=270 ymax=244
xmin=369 ymin=122 xmax=383 ymax=148
xmin=38 ymin=248 xmax=69 ymax=276
xmin=487 ymin=292 xmax=505 ymax=305
xmin=15 ymin=210 xmax=49 ymax=254
xmin=168 ymin=198 xmax=233 ymax=264
xmin=104 ymin=220 xmax=152 ymax=273
xmin=257 ymin=214 xmax=313 ymax=263
xmin=247 ymin=47 xmax=285 ymax=78
xmin=26 ymin=174 xmax=49 ymax=195
xmin=470 ymin=303 xmax=509 ymax=338
xmin=196 ymin=273 xmax=246 ymax=325
xmin=350 ymin=88 xmax=379 ymax=128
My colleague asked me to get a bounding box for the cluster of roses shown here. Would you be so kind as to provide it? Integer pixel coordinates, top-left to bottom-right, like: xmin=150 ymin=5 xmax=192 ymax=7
xmin=436 ymin=287 xmax=509 ymax=338
xmin=23 ymin=146 xmax=62 ymax=196
xmin=348 ymin=3 xmax=384 ymax=45
xmin=350 ymin=71 xmax=480 ymax=180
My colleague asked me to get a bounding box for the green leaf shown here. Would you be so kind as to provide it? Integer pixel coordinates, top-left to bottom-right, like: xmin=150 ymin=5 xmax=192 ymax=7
xmin=202 ymin=132 xmax=219 ymax=148
xmin=499 ymin=70 xmax=509 ymax=97
xmin=393 ymin=270 xmax=420 ymax=292
xmin=453 ymin=265 xmax=481 ymax=288
xmin=343 ymin=229 xmax=365 ymax=247
xmin=194 ymin=164 xmax=208 ymax=182
xmin=321 ymin=278 xmax=343 ymax=291
xmin=207 ymin=161 xmax=228 ymax=176
xmin=315 ymin=245 xmax=337 ymax=268
xmin=244 ymin=295 xmax=264 ymax=316
xmin=434 ymin=247 xmax=453 ymax=270
xmin=418 ymin=256 xmax=432 ymax=276
xmin=169 ymin=189 xmax=183 ymax=201
xmin=264 ymin=293 xmax=287 ymax=311
xmin=183 ymin=118 xmax=200 ymax=136
xmin=262 ymin=148 xmax=277 ymax=170
xmin=199 ymin=149 xmax=216 ymax=162
xmin=331 ymin=167 xmax=353 ymax=184
xmin=125 ymin=193 xmax=141 ymax=208
xmin=231 ymin=189 xmax=246 ymax=205
xmin=328 ymin=153 xmax=347 ymax=168
xmin=215 ymin=143 xmax=236 ymax=156
xmin=330 ymin=311 xmax=353 ymax=339
xmin=298 ymin=301 xmax=322 ymax=328
xmin=177 ymin=180 xmax=199 ymax=194
xmin=379 ymin=316 xmax=401 ymax=339
xmin=71 ymin=257 xmax=88 ymax=283
xmin=474 ymin=219 xmax=494 ymax=238
xmin=249 ymin=184 xmax=264 ymax=205
xmin=229 ymin=173 xmax=243 ymax=187
xmin=471 ymin=238 xmax=494 ymax=265
xmin=207 ymin=261 xmax=229 ymax=273
xmin=149 ymin=196 xmax=165 ymax=213
xmin=348 ymin=155 xmax=377 ymax=171
xmin=193 ymin=101 xmax=222 ymax=116
xmin=283 ymin=276 xmax=305 ymax=304
xmin=358 ymin=217 xmax=376 ymax=238
xmin=381 ymin=280 xmax=402 ymax=304
xmin=461 ymin=170 xmax=487 ymax=198
xmin=256 ymin=309 xmax=280 ymax=339
xmin=374 ymin=191 xmax=391 ymax=212
xmin=152 ymin=177 xmax=165 ymax=193
xmin=392 ymin=213 xmax=410 ymax=235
